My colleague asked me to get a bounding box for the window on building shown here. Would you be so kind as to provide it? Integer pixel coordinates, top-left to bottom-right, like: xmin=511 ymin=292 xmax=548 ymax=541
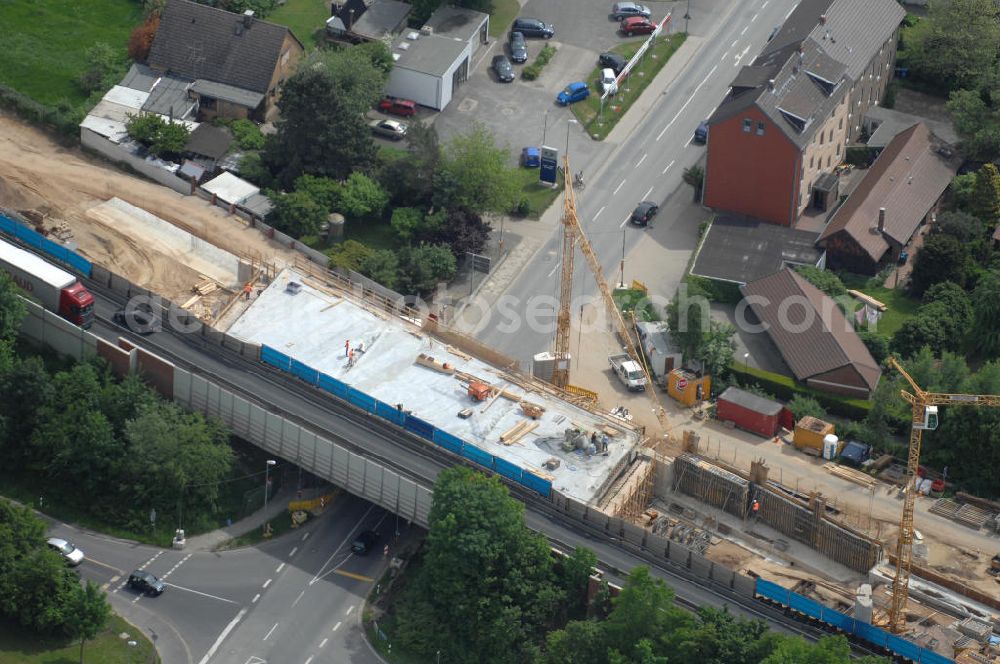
xmin=743 ymin=118 xmax=752 ymax=133
xmin=200 ymin=96 xmax=217 ymax=110
xmin=839 ymin=117 xmax=843 ymax=129
xmin=810 ymin=155 xmax=814 ymax=168
xmin=826 ymin=155 xmax=831 ymax=168
xmin=836 ymin=143 xmax=841 ymax=156
xmin=756 ymin=121 xmax=765 ymax=135
xmin=820 ymin=132 xmax=825 ymax=145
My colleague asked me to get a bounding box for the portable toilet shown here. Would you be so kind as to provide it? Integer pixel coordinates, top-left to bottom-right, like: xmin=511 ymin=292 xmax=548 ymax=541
xmin=822 ymin=434 xmax=840 ymax=460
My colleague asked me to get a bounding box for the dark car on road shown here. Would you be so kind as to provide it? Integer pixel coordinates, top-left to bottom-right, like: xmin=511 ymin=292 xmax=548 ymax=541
xmin=630 ymin=201 xmax=659 ymax=226
xmin=351 ymin=530 xmax=379 ymax=555
xmin=611 ymin=2 xmax=651 ymax=20
xmin=128 ymin=570 xmax=164 ymax=596
xmin=621 ymin=17 xmax=657 ymax=36
xmin=492 ymin=55 xmax=515 ymax=82
xmin=509 ymin=31 xmax=528 ymax=63
xmin=693 ymin=120 xmax=709 ymax=144
xmin=599 ymin=51 xmax=627 ymax=74
xmin=113 ymin=303 xmax=159 ymax=335
xmin=512 ymin=17 xmax=554 ymax=38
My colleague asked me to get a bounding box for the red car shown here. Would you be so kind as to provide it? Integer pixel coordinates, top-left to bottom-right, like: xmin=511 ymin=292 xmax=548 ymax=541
xmin=378 ymin=96 xmax=416 ymax=117
xmin=620 ymin=16 xmax=657 ymax=36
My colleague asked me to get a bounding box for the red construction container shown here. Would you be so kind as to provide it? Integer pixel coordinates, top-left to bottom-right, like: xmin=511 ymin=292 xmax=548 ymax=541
xmin=716 ymin=387 xmax=786 ymax=438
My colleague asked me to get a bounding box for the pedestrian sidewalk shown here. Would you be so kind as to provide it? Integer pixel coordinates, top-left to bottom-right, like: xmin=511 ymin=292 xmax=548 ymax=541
xmin=184 ymin=485 xmax=305 ymax=552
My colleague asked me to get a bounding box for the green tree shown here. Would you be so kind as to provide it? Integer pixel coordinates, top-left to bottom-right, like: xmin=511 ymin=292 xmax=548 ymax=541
xmin=0 ymin=272 xmax=26 ymax=343
xmin=227 ymin=118 xmax=266 ymax=150
xmin=338 ymin=172 xmax=388 ymax=219
xmin=436 ymin=124 xmax=520 ymax=214
xmin=327 ymin=239 xmax=374 ymax=272
xmin=294 ymin=174 xmax=342 ymax=212
xmin=892 ymin=314 xmax=948 ymax=357
xmin=904 ymin=0 xmax=1000 ymax=93
xmin=858 ymin=329 xmax=890 ymax=364
xmin=540 ymin=619 xmax=608 ymax=664
xmin=394 ymin=467 xmax=559 ymax=663
xmin=910 ymin=233 xmax=970 ymax=295
xmin=319 ymin=42 xmax=393 ymax=116
xmin=971 ymin=163 xmax=1000 ymax=225
xmin=359 ymin=249 xmax=399 ymax=289
xmin=78 ymin=42 xmax=128 ymax=94
xmin=761 ymin=634 xmax=884 ymax=664
xmin=697 ymin=320 xmax=736 ymax=379
xmin=65 ymin=581 xmax=110 ymax=664
xmin=390 ymin=207 xmax=425 ymax=242
xmin=425 ymin=207 xmax=492 ymax=257
xmin=946 ymin=89 xmax=1000 ymax=160
xmin=787 ymin=395 xmax=827 ymax=421
xmin=410 ymin=0 xmax=444 ymax=23
xmin=971 ymin=269 xmax=1000 ymax=357
xmin=793 ymin=266 xmax=846 ymax=297
xmin=125 ymin=114 xmax=190 ymax=158
xmin=5 ymin=550 xmax=77 ymax=632
xmin=603 ymin=567 xmax=691 ymax=659
xmin=264 ymin=65 xmax=377 ymax=186
xmin=934 ymin=210 xmax=984 ymax=243
xmin=237 ymin=152 xmax=275 ymax=189
xmin=267 ymin=190 xmax=328 ymax=237
xmin=398 ymin=244 xmax=457 ymax=295
xmin=947 ymin=172 xmax=977 ymax=212
xmin=682 ymin=165 xmax=704 ymax=200
xmin=558 ymin=547 xmax=598 ymax=623
xmin=666 ymin=281 xmax=711 ymax=359
xmin=456 ymin=0 xmax=494 ymax=13
xmin=0 ymin=356 xmax=52 ymax=457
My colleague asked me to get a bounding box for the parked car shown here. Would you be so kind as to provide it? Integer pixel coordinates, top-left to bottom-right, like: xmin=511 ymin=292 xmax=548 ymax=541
xmin=557 ymin=82 xmax=590 ymax=106
xmin=599 ymin=51 xmax=627 ymax=74
xmin=47 ymin=537 xmax=84 ymax=566
xmin=521 ymin=146 xmax=541 ymax=168
xmin=378 ymin=96 xmax=416 ymax=117
xmin=630 ymin=201 xmax=659 ymax=226
xmin=127 ymin=570 xmax=164 ymax=596
xmin=351 ymin=530 xmax=379 ymax=555
xmin=492 ymin=54 xmax=515 ymax=82
xmin=600 ymin=68 xmax=618 ymax=94
xmin=611 ymin=1 xmax=651 ymax=20
xmin=693 ymin=120 xmax=709 ymax=144
xmin=369 ymin=119 xmax=407 ymax=140
xmin=621 ymin=16 xmax=657 ymax=36
xmin=512 ymin=17 xmax=554 ymax=38
xmin=509 ymin=31 xmax=528 ymax=63
xmin=113 ymin=303 xmax=159 ymax=335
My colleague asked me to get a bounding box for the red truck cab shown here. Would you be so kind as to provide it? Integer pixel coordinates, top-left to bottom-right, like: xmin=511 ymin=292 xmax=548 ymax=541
xmin=61 ymin=282 xmax=94 ymax=328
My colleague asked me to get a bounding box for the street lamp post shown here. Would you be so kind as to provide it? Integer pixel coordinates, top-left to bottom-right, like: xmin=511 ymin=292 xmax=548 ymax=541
xmin=743 ymin=352 xmax=750 ymax=372
xmin=684 ymin=0 xmax=691 ymax=34
xmin=264 ymin=459 xmax=277 ymax=511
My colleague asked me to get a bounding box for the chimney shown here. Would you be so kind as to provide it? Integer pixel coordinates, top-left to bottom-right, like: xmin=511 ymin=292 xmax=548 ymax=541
xmin=878 ymin=208 xmax=886 ymax=233
xmin=243 ymin=9 xmax=254 ymax=27
xmin=819 ymin=14 xmax=827 ymax=24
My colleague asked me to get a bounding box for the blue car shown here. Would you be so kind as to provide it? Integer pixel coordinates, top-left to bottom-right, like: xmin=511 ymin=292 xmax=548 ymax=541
xmin=521 ymin=146 xmax=540 ymax=168
xmin=557 ymin=82 xmax=589 ymax=106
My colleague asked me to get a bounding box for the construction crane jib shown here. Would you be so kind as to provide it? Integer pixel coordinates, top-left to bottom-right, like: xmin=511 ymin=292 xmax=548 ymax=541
xmin=886 ymin=357 xmax=1000 ymax=634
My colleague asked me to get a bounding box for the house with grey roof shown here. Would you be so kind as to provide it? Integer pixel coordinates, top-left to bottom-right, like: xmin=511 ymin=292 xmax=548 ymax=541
xmin=741 ymin=268 xmax=881 ymax=397
xmin=818 ymin=123 xmax=960 ymax=275
xmin=326 ymin=0 xmax=412 ymax=43
xmin=704 ymin=0 xmax=905 ymax=227
xmin=146 ymin=0 xmax=304 ymax=122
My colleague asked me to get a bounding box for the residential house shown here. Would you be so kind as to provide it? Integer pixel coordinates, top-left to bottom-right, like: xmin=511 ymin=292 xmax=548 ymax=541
xmin=704 ymin=0 xmax=905 ymax=226
xmin=740 ymin=268 xmax=881 ymax=397
xmin=818 ymin=123 xmax=959 ymax=275
xmin=147 ymin=0 xmax=304 ymax=121
xmin=326 ymin=0 xmax=412 ymax=43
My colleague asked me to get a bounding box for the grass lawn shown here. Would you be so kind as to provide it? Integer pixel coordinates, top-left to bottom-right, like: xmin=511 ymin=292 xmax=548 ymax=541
xmin=514 ymin=166 xmax=564 ymax=219
xmin=0 ymin=613 xmax=158 ymax=664
xmin=345 ymin=218 xmax=399 ymax=251
xmin=489 ymin=0 xmax=520 ymax=38
xmin=855 ymin=286 xmax=921 ymax=337
xmin=268 ymin=0 xmax=330 ymax=50
xmin=0 ymin=0 xmax=142 ymax=107
xmin=572 ymin=33 xmax=686 ymax=140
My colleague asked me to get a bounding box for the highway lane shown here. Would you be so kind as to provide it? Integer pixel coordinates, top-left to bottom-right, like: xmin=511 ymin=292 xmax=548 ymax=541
xmin=473 ymin=0 xmax=800 ymax=364
xmin=206 ymin=495 xmax=391 ymax=664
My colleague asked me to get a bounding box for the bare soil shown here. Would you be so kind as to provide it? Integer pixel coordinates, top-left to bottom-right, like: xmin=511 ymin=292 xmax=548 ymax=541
xmin=0 ymin=113 xmax=302 ymax=304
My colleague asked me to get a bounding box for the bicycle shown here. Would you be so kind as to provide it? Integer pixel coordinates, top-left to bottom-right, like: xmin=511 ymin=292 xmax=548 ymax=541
xmin=573 ymin=171 xmax=585 ymax=190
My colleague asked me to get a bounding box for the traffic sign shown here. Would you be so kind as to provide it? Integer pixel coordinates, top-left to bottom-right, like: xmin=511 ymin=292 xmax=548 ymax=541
xmin=677 ymin=377 xmax=688 ymax=390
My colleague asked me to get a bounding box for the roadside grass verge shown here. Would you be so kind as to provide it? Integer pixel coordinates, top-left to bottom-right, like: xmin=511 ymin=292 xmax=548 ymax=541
xmin=572 ymin=33 xmax=686 ymax=140
xmin=268 ymin=0 xmax=330 ymax=50
xmin=0 ymin=613 xmax=158 ymax=664
xmin=514 ymin=167 xmax=564 ymax=219
xmin=221 ymin=510 xmax=312 ymax=550
xmin=0 ymin=0 xmax=141 ymax=107
xmin=489 ymin=0 xmax=520 ymax=38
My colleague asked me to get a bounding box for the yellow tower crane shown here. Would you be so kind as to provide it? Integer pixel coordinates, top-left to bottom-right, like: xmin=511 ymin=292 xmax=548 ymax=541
xmin=886 ymin=356 xmax=1000 ymax=633
xmin=551 ymin=155 xmax=670 ymax=431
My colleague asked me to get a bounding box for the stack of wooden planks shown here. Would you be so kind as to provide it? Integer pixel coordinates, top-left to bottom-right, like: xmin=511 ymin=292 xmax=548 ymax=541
xmin=193 ymin=277 xmax=219 ymax=296
xmin=500 ymin=420 xmax=538 ymax=445
xmin=823 ymin=462 xmax=875 ymax=489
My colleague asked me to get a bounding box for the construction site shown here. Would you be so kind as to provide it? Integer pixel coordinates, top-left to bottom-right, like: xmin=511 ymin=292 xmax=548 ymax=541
xmin=2 ymin=115 xmax=1000 ymax=661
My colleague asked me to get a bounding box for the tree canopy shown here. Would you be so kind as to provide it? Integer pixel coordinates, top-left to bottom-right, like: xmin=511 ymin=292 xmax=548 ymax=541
xmin=901 ymin=0 xmax=1000 ymax=93
xmin=435 ymin=123 xmax=520 ymax=214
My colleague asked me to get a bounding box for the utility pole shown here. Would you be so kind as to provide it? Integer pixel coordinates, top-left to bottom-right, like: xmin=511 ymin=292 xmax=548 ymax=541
xmin=684 ymin=0 xmax=691 ymax=34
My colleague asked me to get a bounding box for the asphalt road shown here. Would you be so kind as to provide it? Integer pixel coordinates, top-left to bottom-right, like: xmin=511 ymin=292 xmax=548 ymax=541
xmin=472 ymin=0 xmax=801 ymax=364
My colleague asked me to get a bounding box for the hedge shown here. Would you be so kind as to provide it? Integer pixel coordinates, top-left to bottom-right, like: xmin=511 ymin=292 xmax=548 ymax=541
xmin=686 ymin=275 xmax=742 ymax=305
xmin=727 ymin=364 xmax=872 ymax=421
xmin=522 ymin=45 xmax=557 ymax=80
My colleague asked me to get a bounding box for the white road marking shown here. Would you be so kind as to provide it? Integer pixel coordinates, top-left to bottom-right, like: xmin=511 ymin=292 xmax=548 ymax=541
xmin=263 ymin=623 xmax=278 ymax=641
xmin=197 ymin=608 xmax=247 ymax=664
xmin=346 ymin=605 xmax=355 ymax=616
xmin=163 ymin=582 xmax=239 ymax=604
xmin=721 ymin=51 xmax=729 ymax=60
xmin=290 ymin=547 xmax=298 ymax=557
xmin=659 ymin=95 xmax=696 ymax=140
xmin=635 ymin=153 xmax=647 ymax=168
xmin=292 ymin=589 xmax=306 ymax=607
xmin=735 ymin=45 xmax=751 ymax=66
xmin=333 ymin=622 xmax=342 ymax=631
xmin=262 ymin=578 xmax=272 ymax=589
xmin=593 ymin=205 xmax=606 ymax=222
xmin=619 ymin=214 xmax=632 ymax=229
xmin=275 ymin=563 xmax=285 ymax=574
xmin=304 ymin=656 xmax=314 ymax=664
xmin=302 ymin=532 xmax=310 ymax=541
xmin=762 ymin=0 xmax=769 ymax=7
xmin=685 ymin=136 xmax=693 ymax=147
xmin=643 ymin=186 xmax=654 ymax=199
xmin=252 ymin=593 xmax=260 ymax=604
xmin=308 ymin=505 xmax=381 ymax=587
xmin=613 ymin=179 xmax=626 ymax=195
xmin=751 ymin=12 xmax=758 ymax=22
xmin=547 ymin=261 xmax=561 ymax=278
xmin=731 ymin=39 xmax=738 ymax=47
xmin=696 ymin=65 xmax=718 ymax=91
xmin=662 ymin=159 xmax=675 ymax=174
xmin=741 ymin=25 xmax=748 ymax=35
xmin=320 ymin=638 xmax=329 ymax=648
